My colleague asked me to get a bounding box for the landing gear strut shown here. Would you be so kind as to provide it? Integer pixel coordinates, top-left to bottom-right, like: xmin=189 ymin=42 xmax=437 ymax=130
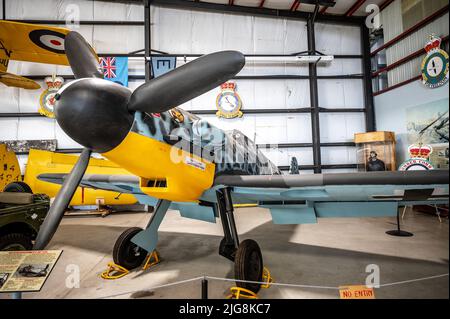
xmin=217 ymin=188 xmax=264 ymax=293
xmin=112 ymin=199 xmax=171 ymax=270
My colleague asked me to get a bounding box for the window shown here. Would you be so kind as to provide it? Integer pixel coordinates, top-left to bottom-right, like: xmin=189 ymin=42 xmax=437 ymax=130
xmin=401 ymin=0 xmax=448 ymax=30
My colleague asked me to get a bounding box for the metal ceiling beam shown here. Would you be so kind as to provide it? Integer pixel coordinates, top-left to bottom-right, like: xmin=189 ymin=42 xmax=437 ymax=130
xmin=290 ymin=0 xmax=301 ymax=12
xmin=319 ymin=5 xmax=329 ymax=14
xmin=371 ymin=4 xmax=449 ymax=56
xmin=379 ymin=0 xmax=395 ymax=11
xmin=150 ymin=0 xmax=362 ymax=25
xmin=144 ymin=0 xmax=151 ymax=82
xmin=344 ymin=0 xmax=366 ymax=17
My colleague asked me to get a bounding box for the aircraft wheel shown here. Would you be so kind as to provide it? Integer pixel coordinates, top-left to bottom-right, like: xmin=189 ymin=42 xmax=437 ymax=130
xmin=234 ymin=239 xmax=263 ymax=293
xmin=113 ymin=227 xmax=147 ymax=270
xmin=0 ymin=233 xmax=33 ymax=251
xmin=3 ymin=181 xmax=33 ymax=193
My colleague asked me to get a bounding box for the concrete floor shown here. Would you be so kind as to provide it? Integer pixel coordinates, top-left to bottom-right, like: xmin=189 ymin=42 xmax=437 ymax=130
xmin=2 ymin=207 xmax=448 ymax=299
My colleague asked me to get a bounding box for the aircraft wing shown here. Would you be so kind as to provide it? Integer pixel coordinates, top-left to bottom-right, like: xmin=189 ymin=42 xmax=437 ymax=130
xmin=37 ymin=173 xmax=217 ymax=222
xmin=0 ymin=21 xmax=71 ymax=65
xmin=39 ymin=170 xmax=449 ymax=225
xmin=206 ymin=170 xmax=449 ymax=224
xmin=38 ymin=173 xmax=142 ymax=195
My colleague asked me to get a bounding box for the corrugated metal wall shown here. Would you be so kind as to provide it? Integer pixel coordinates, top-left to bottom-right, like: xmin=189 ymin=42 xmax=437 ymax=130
xmin=0 ymin=0 xmax=364 ymax=173
xmin=381 ymin=1 xmax=449 ymax=86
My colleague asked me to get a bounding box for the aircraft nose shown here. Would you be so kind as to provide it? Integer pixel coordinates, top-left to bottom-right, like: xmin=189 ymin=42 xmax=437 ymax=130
xmin=54 ymin=78 xmax=134 ymax=153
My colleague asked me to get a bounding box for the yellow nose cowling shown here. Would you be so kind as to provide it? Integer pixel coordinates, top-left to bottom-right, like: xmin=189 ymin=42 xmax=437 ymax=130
xmin=102 ymin=131 xmax=216 ymax=202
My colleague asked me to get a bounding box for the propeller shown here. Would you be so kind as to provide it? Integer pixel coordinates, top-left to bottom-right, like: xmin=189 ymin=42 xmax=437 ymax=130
xmin=34 ymin=31 xmax=245 ymax=250
xmin=34 ymin=149 xmax=91 ymax=250
xmin=33 ymin=31 xmax=101 ymax=250
xmin=64 ymin=31 xmax=104 ymax=79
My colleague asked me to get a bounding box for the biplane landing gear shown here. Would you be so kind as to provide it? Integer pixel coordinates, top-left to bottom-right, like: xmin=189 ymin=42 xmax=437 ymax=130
xmin=113 ymin=227 xmax=147 ymax=270
xmin=217 ymin=188 xmax=264 ymax=293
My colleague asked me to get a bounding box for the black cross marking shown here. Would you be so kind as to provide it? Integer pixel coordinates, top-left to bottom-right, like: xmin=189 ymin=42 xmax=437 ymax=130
xmin=0 ymin=39 xmax=12 ymax=58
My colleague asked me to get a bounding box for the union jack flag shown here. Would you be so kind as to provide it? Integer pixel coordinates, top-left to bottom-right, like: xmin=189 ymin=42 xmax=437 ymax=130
xmin=100 ymin=57 xmax=116 ymax=78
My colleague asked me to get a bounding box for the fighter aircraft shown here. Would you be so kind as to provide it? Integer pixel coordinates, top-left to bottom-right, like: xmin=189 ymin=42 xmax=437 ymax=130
xmin=2 ymin=21 xmax=448 ymax=293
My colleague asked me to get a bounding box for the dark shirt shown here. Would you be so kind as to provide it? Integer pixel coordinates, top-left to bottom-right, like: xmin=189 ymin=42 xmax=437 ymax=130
xmin=367 ymin=158 xmax=386 ymax=171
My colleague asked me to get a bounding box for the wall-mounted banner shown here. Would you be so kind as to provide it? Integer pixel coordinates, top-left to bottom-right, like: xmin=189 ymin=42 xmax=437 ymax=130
xmin=39 ymin=75 xmax=64 ymax=118
xmin=421 ymin=35 xmax=449 ymax=89
xmin=216 ymin=82 xmax=243 ymax=119
xmin=100 ymin=57 xmax=128 ymax=87
xmin=398 ymin=144 xmax=434 ymax=171
xmin=151 ymin=56 xmax=177 ymax=78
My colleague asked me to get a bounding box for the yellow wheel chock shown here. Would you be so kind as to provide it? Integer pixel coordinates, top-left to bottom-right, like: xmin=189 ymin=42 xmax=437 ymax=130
xmin=227 ymin=287 xmax=259 ymax=299
xmin=261 ymin=267 xmax=273 ymax=289
xmin=142 ymin=250 xmax=160 ymax=271
xmin=101 ymin=262 xmax=130 ymax=280
xmin=227 ymin=267 xmax=273 ymax=299
xmin=101 ymin=251 xmax=160 ymax=280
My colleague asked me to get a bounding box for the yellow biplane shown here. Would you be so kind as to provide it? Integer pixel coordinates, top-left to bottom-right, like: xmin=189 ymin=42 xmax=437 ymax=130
xmin=0 ymin=21 xmax=71 ymax=89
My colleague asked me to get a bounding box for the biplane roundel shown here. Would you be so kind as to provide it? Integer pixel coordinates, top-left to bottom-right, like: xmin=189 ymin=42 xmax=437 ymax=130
xmin=29 ymin=29 xmax=66 ymax=54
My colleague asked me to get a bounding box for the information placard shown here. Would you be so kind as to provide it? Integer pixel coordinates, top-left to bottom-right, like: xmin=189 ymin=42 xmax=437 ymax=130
xmin=0 ymin=250 xmax=62 ymax=293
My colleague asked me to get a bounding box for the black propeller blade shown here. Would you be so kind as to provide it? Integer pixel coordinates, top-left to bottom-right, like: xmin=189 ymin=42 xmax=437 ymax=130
xmin=65 ymin=31 xmax=104 ymax=79
xmin=128 ymin=50 xmax=245 ymax=114
xmin=34 ymin=149 xmax=92 ymax=250
xmin=33 ymin=32 xmax=104 ymax=249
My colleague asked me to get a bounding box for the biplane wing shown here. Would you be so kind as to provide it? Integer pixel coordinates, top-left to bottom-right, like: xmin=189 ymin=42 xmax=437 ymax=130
xmin=0 ymin=71 xmax=40 ymax=89
xmin=0 ymin=20 xmax=71 ymax=65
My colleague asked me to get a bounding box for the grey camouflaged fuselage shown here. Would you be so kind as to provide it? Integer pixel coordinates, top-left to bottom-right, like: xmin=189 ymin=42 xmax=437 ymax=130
xmin=130 ymin=109 xmax=280 ymax=176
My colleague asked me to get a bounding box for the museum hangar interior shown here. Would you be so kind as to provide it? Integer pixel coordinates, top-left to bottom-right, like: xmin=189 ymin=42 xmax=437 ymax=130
xmin=0 ymin=0 xmax=448 ymax=300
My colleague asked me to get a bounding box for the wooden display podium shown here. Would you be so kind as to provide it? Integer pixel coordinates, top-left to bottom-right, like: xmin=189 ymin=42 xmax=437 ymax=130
xmin=354 ymin=131 xmax=397 ymax=172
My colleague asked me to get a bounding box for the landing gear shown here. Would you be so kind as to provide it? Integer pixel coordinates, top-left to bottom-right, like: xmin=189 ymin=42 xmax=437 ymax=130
xmin=235 ymin=239 xmax=264 ymax=293
xmin=111 ymin=199 xmax=171 ymax=272
xmin=217 ymin=188 xmax=263 ymax=293
xmin=113 ymin=227 xmax=147 ymax=270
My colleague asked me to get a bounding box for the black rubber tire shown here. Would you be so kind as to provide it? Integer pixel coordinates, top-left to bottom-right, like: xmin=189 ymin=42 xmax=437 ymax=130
xmin=234 ymin=239 xmax=264 ymax=293
xmin=0 ymin=233 xmax=33 ymax=251
xmin=3 ymin=181 xmax=33 ymax=193
xmin=113 ymin=227 xmax=147 ymax=270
